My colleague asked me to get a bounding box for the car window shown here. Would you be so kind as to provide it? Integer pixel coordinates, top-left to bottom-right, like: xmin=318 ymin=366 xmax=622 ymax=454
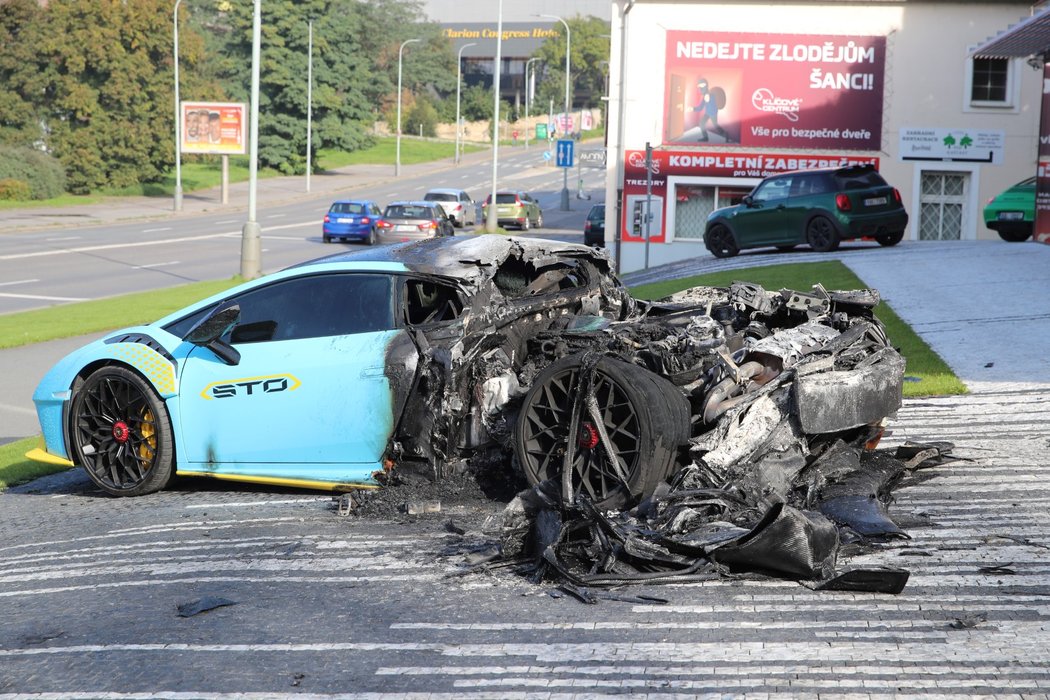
xmin=753 ymin=177 xmax=792 ymax=202
xmin=834 ymin=170 xmax=888 ymax=190
xmin=424 ymin=193 xmax=456 ymax=202
xmin=165 ymin=274 xmax=395 ymax=344
xmin=496 ymin=193 xmax=518 ymax=204
xmin=385 ymin=205 xmax=431 ymax=219
xmin=330 ymin=202 xmax=364 ymax=215
xmin=405 ymin=279 xmax=464 ymax=325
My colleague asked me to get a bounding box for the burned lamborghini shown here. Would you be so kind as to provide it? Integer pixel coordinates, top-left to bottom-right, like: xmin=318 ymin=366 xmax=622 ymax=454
xmin=30 ymin=236 xmax=907 ymax=520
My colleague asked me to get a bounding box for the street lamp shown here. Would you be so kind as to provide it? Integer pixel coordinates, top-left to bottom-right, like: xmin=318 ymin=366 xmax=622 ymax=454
xmin=240 ymin=0 xmax=262 ymax=280
xmin=538 ymin=13 xmax=571 ymax=211
xmin=455 ymin=42 xmax=477 ymax=164
xmin=173 ymin=0 xmax=183 ymax=212
xmin=306 ymin=19 xmax=313 ymax=193
xmin=485 ymin=0 xmax=504 ymax=233
xmin=395 ymin=38 xmax=420 ymax=177
xmin=524 ymin=57 xmax=540 ymax=149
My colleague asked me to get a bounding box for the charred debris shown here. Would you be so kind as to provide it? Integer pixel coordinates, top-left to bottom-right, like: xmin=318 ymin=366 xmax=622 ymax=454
xmin=343 ymin=238 xmax=956 ymax=595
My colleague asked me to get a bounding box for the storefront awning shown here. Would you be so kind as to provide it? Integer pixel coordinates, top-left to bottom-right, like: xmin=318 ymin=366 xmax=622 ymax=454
xmin=971 ymin=6 xmax=1050 ymax=59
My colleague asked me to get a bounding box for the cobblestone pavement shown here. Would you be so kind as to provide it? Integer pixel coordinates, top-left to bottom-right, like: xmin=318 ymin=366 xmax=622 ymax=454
xmin=1 ymin=385 xmax=1048 ymax=698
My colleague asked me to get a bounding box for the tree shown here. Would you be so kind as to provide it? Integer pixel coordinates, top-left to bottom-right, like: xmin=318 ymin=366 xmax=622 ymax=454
xmin=531 ymin=15 xmax=610 ymax=116
xmin=0 ymin=0 xmax=43 ymax=148
xmin=219 ymin=0 xmax=454 ymax=174
xmin=0 ymin=0 xmax=214 ymax=193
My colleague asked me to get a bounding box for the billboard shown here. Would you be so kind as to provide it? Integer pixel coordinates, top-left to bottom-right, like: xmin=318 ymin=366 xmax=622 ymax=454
xmin=620 ymin=149 xmax=880 ymax=243
xmin=180 ymin=102 xmax=247 ymax=155
xmin=663 ymin=32 xmax=885 ymax=151
xmin=1036 ymin=65 xmax=1050 ymax=245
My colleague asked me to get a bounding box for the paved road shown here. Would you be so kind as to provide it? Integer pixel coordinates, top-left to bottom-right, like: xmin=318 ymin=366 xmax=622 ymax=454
xmin=1 ymin=387 xmax=1048 ymax=697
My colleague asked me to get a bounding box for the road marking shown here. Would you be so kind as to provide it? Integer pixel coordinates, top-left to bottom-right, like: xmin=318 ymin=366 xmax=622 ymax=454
xmin=266 ymin=213 xmax=286 ymax=218
xmin=44 ymin=236 xmax=80 ymax=241
xmin=184 ymin=498 xmax=329 ymax=509
xmin=215 ymin=219 xmax=237 ymax=224
xmin=141 ymin=227 xmax=172 ymax=233
xmin=134 ymin=261 xmax=180 ymax=269
xmin=0 ymin=401 xmax=35 ymax=416
xmin=0 ymin=221 xmax=319 ymax=261
xmin=0 ymin=292 xmax=87 ymax=302
xmin=0 ymin=279 xmax=38 ymax=287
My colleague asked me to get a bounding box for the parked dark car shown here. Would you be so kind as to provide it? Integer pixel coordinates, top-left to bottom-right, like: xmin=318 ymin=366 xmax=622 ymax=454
xmin=322 ymin=200 xmax=383 ymax=245
xmin=704 ymin=165 xmax=909 ymax=258
xmin=983 ymin=176 xmax=1034 ymax=242
xmin=584 ymin=203 xmax=606 ymax=246
xmin=377 ymin=201 xmax=455 ymax=244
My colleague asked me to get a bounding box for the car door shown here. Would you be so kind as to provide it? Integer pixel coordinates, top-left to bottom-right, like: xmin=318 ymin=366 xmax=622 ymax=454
xmin=736 ymin=175 xmax=794 ymax=245
xmin=176 ymin=272 xmax=407 ymax=485
xmin=460 ymin=191 xmax=475 ymax=224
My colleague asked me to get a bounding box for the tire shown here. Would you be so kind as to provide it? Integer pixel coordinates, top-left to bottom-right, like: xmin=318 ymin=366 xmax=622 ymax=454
xmin=534 ymin=212 xmax=543 ymax=229
xmin=705 ymin=224 xmax=739 ymax=258
xmin=875 ymin=230 xmax=904 ymax=247
xmin=998 ymin=229 xmax=1032 ymax=243
xmin=367 ymin=228 xmax=377 ymax=246
xmin=69 ymin=366 xmax=175 ymax=497
xmin=521 ymin=216 xmax=531 ymax=232
xmin=514 ymin=355 xmax=691 ymax=510
xmin=322 ymin=234 xmax=331 ymax=244
xmin=806 ymin=216 xmax=840 ymax=252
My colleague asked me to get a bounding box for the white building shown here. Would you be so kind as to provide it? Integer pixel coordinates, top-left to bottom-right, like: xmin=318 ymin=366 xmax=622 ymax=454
xmin=604 ymin=1 xmax=1044 ymax=272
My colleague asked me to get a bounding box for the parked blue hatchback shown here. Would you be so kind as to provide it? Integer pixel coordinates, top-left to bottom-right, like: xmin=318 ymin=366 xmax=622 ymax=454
xmin=322 ymin=200 xmax=383 ymax=245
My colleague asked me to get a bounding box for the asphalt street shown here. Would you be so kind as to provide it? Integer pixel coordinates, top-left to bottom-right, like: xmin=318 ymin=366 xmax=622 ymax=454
xmin=2 ymin=147 xmax=1050 ymax=698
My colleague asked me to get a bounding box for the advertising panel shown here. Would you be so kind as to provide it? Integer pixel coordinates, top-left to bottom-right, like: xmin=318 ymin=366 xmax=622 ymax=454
xmin=181 ymin=102 xmax=247 ymax=156
xmin=663 ymin=32 xmax=885 ymax=151
xmin=1036 ymin=65 xmax=1050 ymax=245
xmin=620 ymin=149 xmax=880 ymax=243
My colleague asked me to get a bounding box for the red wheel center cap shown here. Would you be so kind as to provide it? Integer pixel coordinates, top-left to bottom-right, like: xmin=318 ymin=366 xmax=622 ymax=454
xmin=112 ymin=421 xmax=130 ymax=443
xmin=578 ymin=422 xmax=600 ymax=449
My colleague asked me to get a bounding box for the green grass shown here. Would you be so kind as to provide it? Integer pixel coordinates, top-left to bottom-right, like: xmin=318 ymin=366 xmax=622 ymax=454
xmin=629 ymin=260 xmax=967 ymax=398
xmin=0 ymin=138 xmax=480 ymax=209
xmin=0 ymin=436 xmax=70 ymax=491
xmin=0 ymin=277 xmax=242 ymax=350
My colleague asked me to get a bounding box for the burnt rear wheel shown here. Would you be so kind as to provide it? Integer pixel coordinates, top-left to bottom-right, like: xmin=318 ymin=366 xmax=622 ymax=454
xmin=514 ymin=355 xmax=690 ymax=509
xmin=70 ymin=366 xmax=174 ymax=497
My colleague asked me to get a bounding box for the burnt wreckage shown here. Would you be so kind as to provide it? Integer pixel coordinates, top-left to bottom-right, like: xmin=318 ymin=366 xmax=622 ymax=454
xmin=357 ymin=237 xmax=946 ymax=590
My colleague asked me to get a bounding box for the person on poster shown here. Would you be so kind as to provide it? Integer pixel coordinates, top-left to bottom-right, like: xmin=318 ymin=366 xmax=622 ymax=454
xmin=692 ymin=77 xmax=730 ymax=142
xmin=185 ymin=110 xmax=201 ymax=143
xmin=207 ymin=111 xmax=222 ymax=144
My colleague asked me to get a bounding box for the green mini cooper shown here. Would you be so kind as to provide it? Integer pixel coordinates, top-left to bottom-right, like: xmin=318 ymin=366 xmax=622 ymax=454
xmin=704 ymin=165 xmax=909 ymax=258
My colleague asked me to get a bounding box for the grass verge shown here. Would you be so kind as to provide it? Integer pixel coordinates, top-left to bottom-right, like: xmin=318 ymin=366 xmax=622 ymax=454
xmin=0 ymin=436 xmax=70 ymax=490
xmin=0 ymin=277 xmax=242 ymax=350
xmin=629 ymin=260 xmax=967 ymax=398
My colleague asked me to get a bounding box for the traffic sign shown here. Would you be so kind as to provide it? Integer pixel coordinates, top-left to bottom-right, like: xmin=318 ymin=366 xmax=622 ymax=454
xmin=556 ymin=139 xmax=574 ymax=168
xmin=536 ymin=123 xmax=548 ymax=140
xmin=542 ymin=150 xmax=552 ymax=161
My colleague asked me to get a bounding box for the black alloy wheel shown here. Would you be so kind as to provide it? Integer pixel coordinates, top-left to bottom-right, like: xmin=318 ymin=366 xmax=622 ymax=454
xmin=706 ymin=224 xmax=740 ymax=258
xmin=515 ymin=356 xmax=690 ymax=510
xmin=806 ymin=216 xmax=840 ymax=252
xmin=70 ymin=366 xmax=175 ymax=497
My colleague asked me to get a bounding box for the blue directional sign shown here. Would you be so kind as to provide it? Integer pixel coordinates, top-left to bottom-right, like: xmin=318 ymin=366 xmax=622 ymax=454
xmin=556 ymin=139 xmax=574 ymax=168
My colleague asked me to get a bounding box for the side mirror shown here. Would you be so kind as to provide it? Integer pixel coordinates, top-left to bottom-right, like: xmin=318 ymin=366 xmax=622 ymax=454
xmin=186 ymin=303 xmax=241 ymax=365
xmin=743 ymin=195 xmax=755 ymax=207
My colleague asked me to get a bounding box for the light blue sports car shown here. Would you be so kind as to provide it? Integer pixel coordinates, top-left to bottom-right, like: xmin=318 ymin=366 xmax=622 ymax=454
xmin=28 ymin=236 xmax=904 ymax=509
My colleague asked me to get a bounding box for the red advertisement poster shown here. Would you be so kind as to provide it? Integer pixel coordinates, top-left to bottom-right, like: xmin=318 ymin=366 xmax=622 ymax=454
xmin=181 ymin=102 xmax=247 ymax=156
xmin=620 ymin=149 xmax=880 ymax=242
xmin=663 ymin=32 xmax=885 ymax=151
xmin=1035 ymin=64 xmax=1050 ymax=245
